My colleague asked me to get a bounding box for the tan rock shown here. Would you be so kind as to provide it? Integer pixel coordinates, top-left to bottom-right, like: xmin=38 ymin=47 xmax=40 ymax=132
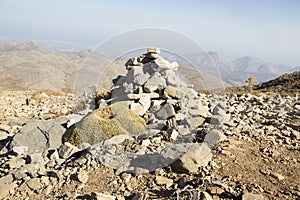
xmin=155 ymin=176 xmax=173 ymax=187
xmin=77 ymin=171 xmax=89 ymax=183
xmin=147 ymin=47 xmax=161 ymax=54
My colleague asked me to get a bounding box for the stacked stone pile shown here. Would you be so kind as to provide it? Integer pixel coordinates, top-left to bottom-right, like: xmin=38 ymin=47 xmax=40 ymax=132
xmin=101 ymin=47 xmax=211 ymax=135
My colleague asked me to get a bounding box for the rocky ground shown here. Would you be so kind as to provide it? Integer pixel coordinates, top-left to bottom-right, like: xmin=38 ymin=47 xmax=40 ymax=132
xmin=0 ymin=49 xmax=299 ymax=200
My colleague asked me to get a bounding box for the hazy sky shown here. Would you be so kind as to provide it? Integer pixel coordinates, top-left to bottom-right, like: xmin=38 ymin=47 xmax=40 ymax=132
xmin=1 ymin=0 xmax=300 ymax=66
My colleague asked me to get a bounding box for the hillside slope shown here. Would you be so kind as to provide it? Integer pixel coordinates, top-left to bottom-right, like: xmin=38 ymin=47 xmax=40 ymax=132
xmin=254 ymin=71 xmax=300 ymax=95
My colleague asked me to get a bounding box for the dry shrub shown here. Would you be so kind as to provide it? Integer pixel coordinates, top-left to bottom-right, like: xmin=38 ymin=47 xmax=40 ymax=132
xmin=31 ymin=89 xmax=69 ymax=100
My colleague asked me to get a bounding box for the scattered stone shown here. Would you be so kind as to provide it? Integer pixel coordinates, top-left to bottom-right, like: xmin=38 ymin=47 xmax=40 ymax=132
xmin=242 ymin=193 xmax=264 ymax=200
xmin=11 ymin=118 xmax=66 ymax=153
xmin=141 ymin=139 xmax=151 ymax=147
xmin=169 ymin=129 xmax=179 ymax=141
xmin=11 ymin=145 xmax=28 ymax=156
xmin=7 ymin=157 xmax=26 ymax=169
xmin=26 ymin=177 xmax=42 ymax=191
xmin=76 ymin=170 xmax=89 ymax=183
xmin=291 ymin=131 xmax=300 ymax=140
xmin=210 ymin=186 xmax=224 ymax=195
xmin=121 ymin=173 xmax=132 ymax=183
xmin=185 ymin=116 xmax=205 ymax=129
xmin=155 ymin=175 xmax=173 ymax=187
xmin=0 ymin=174 xmax=13 ymax=186
xmin=200 ymin=191 xmax=213 ymax=200
xmin=58 ymin=142 xmax=80 ymax=159
xmin=2 ymin=49 xmax=299 ymax=200
xmin=91 ymin=192 xmax=116 ymax=200
xmin=104 ymin=135 xmax=132 ymax=145
xmin=27 ymin=152 xmax=44 ymax=163
xmin=204 ymin=129 xmax=227 ymax=146
xmin=0 ymin=182 xmax=17 ymax=199
xmin=42 ymin=185 xmax=53 ymax=195
xmin=270 ymin=172 xmax=285 ymax=181
xmin=131 ymin=193 xmax=149 ymax=200
xmin=169 ymin=143 xmax=212 ymax=173
xmin=155 ymin=103 xmax=176 ymax=120
xmin=144 ymin=73 xmax=166 ymax=93
xmin=163 ymin=86 xmax=185 ymax=99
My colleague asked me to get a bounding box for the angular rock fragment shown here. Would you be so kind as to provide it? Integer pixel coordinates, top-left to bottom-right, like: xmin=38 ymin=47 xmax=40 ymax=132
xmin=58 ymin=142 xmax=80 ymax=159
xmin=204 ymin=129 xmax=227 ymax=146
xmin=163 ymin=143 xmax=212 ymax=174
xmin=91 ymin=192 xmax=116 ymax=200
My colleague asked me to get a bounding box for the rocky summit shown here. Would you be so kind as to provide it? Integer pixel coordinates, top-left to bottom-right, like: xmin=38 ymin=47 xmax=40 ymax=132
xmin=0 ymin=49 xmax=299 ymax=199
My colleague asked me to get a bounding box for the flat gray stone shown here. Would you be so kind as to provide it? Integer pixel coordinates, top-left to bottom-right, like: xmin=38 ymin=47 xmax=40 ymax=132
xmin=133 ymin=73 xmax=150 ymax=86
xmin=204 ymin=129 xmax=227 ymax=146
xmin=144 ymin=73 xmax=166 ymax=93
xmin=104 ymin=135 xmax=132 ymax=145
xmin=168 ymin=143 xmax=212 ymax=174
xmin=58 ymin=142 xmax=80 ymax=159
xmin=155 ymin=103 xmax=176 ymax=120
xmin=163 ymin=86 xmax=185 ymax=99
xmin=185 ymin=116 xmax=205 ymax=129
xmin=163 ymin=69 xmax=184 ymax=87
xmin=126 ymin=66 xmax=144 ymax=83
xmin=11 ymin=118 xmax=66 ymax=154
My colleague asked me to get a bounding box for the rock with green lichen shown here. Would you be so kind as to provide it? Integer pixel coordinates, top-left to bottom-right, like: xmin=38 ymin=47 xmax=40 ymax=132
xmin=62 ymin=102 xmax=146 ymax=146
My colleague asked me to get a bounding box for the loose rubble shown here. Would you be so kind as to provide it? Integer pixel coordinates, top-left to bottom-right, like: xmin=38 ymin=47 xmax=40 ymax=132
xmin=0 ymin=48 xmax=299 ymax=199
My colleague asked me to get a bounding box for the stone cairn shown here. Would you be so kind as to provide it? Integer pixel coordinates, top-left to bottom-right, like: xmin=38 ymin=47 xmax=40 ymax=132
xmin=88 ymin=47 xmax=220 ymax=173
xmin=100 ymin=47 xmax=209 ymax=134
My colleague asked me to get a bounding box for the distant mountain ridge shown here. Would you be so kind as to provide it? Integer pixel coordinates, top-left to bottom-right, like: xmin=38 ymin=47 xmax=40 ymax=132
xmin=0 ymin=41 xmax=298 ymax=90
xmin=186 ymin=52 xmax=298 ymax=85
xmin=0 ymin=41 xmax=85 ymax=90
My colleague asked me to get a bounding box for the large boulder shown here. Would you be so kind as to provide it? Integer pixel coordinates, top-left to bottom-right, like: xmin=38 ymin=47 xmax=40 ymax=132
xmin=63 ymin=102 xmax=146 ymax=146
xmin=10 ymin=117 xmax=67 ymax=154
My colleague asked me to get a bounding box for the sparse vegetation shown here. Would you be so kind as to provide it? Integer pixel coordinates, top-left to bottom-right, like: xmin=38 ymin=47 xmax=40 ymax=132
xmin=31 ymin=89 xmax=70 ymax=100
xmin=245 ymin=76 xmax=258 ymax=93
xmin=63 ymin=102 xmax=146 ymax=146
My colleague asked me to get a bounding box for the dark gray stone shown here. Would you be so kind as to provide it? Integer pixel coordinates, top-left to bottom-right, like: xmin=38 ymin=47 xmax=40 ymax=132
xmin=162 ymin=143 xmax=212 ymax=174
xmin=155 ymin=103 xmax=176 ymax=120
xmin=144 ymin=73 xmax=166 ymax=93
xmin=11 ymin=118 xmax=67 ymax=154
xmin=133 ymin=73 xmax=150 ymax=86
xmin=204 ymin=129 xmax=226 ymax=146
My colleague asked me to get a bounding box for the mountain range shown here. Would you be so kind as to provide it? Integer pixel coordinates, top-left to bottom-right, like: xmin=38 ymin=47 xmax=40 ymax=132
xmin=0 ymin=41 xmax=298 ymax=91
xmin=185 ymin=51 xmax=299 ymax=85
